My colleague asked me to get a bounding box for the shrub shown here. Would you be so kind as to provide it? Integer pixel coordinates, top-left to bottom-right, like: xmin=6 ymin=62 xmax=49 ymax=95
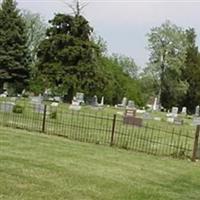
xmin=13 ymin=105 xmax=24 ymax=114
xmin=50 ymin=111 xmax=57 ymax=119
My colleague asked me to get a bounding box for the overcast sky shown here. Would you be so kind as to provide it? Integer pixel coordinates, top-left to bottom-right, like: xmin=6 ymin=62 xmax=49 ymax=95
xmin=16 ymin=0 xmax=200 ymax=68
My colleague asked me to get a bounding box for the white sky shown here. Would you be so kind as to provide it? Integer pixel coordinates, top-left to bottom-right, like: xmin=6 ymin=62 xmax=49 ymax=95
xmin=15 ymin=0 xmax=200 ymax=68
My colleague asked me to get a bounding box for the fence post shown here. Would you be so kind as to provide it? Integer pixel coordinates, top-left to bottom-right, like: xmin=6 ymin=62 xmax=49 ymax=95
xmin=110 ymin=114 xmax=116 ymax=146
xmin=192 ymin=125 xmax=200 ymax=161
xmin=42 ymin=104 xmax=47 ymax=133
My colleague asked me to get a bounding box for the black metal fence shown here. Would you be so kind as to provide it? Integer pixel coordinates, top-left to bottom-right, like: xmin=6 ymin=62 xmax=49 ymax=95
xmin=0 ymin=101 xmax=198 ymax=159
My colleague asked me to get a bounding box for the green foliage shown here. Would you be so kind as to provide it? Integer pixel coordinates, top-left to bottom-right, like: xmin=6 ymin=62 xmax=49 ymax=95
xmin=36 ymin=13 xmax=107 ymax=101
xmin=111 ymin=53 xmax=139 ymax=79
xmin=22 ymin=10 xmax=47 ymax=81
xmin=49 ymin=111 xmax=57 ymax=119
xmin=147 ymin=20 xmax=188 ymax=109
xmin=180 ymin=28 xmax=200 ymax=113
xmin=13 ymin=104 xmax=24 ymax=114
xmin=138 ymin=69 xmax=158 ymax=104
xmin=99 ymin=56 xmax=144 ymax=106
xmin=0 ymin=0 xmax=30 ymax=94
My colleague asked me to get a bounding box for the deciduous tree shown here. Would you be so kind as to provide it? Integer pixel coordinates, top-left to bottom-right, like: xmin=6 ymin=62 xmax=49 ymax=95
xmin=147 ymin=20 xmax=188 ymax=109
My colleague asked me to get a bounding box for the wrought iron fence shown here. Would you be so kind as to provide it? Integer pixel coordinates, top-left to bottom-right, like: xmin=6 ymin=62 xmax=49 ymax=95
xmin=0 ymin=100 xmax=198 ymax=159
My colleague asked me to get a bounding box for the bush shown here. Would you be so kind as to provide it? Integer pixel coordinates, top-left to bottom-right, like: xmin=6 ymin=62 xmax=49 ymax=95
xmin=50 ymin=111 xmax=57 ymax=119
xmin=13 ymin=105 xmax=24 ymax=114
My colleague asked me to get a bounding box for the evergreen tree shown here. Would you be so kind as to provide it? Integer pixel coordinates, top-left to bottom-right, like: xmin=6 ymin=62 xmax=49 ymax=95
xmin=0 ymin=0 xmax=30 ymax=94
xmin=181 ymin=28 xmax=200 ymax=113
xmin=36 ymin=13 xmax=107 ymax=101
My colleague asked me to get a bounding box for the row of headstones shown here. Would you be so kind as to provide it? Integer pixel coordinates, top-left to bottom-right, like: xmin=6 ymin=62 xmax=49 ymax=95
xmin=168 ymin=106 xmax=200 ymax=117
xmin=115 ymin=97 xmax=135 ymax=109
xmin=0 ymin=99 xmax=46 ymax=114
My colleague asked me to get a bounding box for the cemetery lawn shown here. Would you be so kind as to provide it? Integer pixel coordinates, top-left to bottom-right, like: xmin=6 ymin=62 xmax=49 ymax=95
xmin=0 ymin=126 xmax=200 ymax=200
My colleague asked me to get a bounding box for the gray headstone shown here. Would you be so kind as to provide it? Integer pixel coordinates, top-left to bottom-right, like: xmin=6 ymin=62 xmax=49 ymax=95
xmin=195 ymin=105 xmax=200 ymax=117
xmin=30 ymin=96 xmax=43 ymax=104
xmin=171 ymin=107 xmax=178 ymax=118
xmin=0 ymin=102 xmax=15 ymax=112
xmin=127 ymin=100 xmax=134 ymax=109
xmin=54 ymin=96 xmax=61 ymax=102
xmin=34 ymin=103 xmax=45 ymax=113
xmin=174 ymin=117 xmax=183 ymax=125
xmin=143 ymin=112 xmax=152 ymax=120
xmin=75 ymin=92 xmax=84 ymax=104
xmin=91 ymin=95 xmax=98 ymax=106
xmin=193 ymin=117 xmax=200 ymax=125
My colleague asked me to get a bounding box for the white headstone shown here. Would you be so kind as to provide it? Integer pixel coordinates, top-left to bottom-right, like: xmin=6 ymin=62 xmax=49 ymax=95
xmin=100 ymin=96 xmax=104 ymax=106
xmin=152 ymin=97 xmax=158 ymax=111
xmin=69 ymin=104 xmax=81 ymax=111
xmin=195 ymin=105 xmax=200 ymax=117
xmin=51 ymin=102 xmax=59 ymax=107
xmin=181 ymin=107 xmax=187 ymax=115
xmin=117 ymin=97 xmax=127 ymax=107
xmin=171 ymin=107 xmax=178 ymax=118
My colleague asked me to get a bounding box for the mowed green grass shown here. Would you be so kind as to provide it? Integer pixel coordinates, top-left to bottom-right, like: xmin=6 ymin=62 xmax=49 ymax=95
xmin=0 ymin=126 xmax=200 ymax=200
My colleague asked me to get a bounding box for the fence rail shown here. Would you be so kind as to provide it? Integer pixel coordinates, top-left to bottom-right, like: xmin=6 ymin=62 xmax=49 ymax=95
xmin=0 ymin=100 xmax=199 ymax=159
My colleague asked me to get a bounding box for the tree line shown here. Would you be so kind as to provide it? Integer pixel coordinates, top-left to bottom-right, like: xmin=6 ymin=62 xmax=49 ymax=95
xmin=0 ymin=0 xmax=200 ymax=113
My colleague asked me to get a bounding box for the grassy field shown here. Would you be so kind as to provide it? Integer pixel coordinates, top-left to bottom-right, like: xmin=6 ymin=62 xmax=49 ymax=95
xmin=0 ymin=126 xmax=200 ymax=200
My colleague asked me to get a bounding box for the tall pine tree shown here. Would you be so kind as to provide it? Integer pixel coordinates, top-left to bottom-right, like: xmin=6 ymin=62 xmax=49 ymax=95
xmin=0 ymin=0 xmax=30 ymax=94
xmin=180 ymin=28 xmax=200 ymax=113
xmin=36 ymin=12 xmax=107 ymax=101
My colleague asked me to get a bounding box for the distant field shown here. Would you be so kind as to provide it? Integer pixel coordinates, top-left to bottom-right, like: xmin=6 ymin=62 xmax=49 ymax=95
xmin=0 ymin=126 xmax=200 ymax=200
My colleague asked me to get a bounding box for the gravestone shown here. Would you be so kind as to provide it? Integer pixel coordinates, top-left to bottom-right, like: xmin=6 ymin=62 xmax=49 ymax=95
xmin=99 ymin=96 xmax=104 ymax=107
xmin=174 ymin=117 xmax=183 ymax=125
xmin=0 ymin=90 xmax=8 ymax=98
xmin=123 ymin=109 xmax=142 ymax=127
xmin=181 ymin=107 xmax=187 ymax=115
xmin=54 ymin=96 xmax=62 ymax=102
xmin=195 ymin=105 xmax=200 ymax=117
xmin=167 ymin=117 xmax=174 ymax=123
xmin=117 ymin=97 xmax=127 ymax=108
xmin=43 ymin=88 xmax=52 ymax=101
xmin=127 ymin=100 xmax=134 ymax=109
xmin=75 ymin=92 xmax=84 ymax=104
xmin=93 ymin=95 xmax=98 ymax=106
xmin=30 ymin=95 xmax=43 ymax=104
xmin=152 ymin=97 xmax=158 ymax=111
xmin=192 ymin=117 xmax=200 ymax=126
xmin=171 ymin=107 xmax=178 ymax=118
xmin=0 ymin=102 xmax=15 ymax=112
xmin=34 ymin=103 xmax=45 ymax=114
xmin=143 ymin=112 xmax=152 ymax=120
xmin=51 ymin=102 xmax=59 ymax=107
xmin=69 ymin=96 xmax=81 ymax=111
